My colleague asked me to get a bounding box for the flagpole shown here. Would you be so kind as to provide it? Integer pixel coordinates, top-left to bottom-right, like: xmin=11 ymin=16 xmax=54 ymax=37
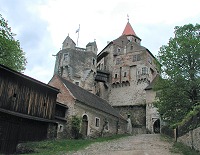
xmin=77 ymin=24 xmax=80 ymax=46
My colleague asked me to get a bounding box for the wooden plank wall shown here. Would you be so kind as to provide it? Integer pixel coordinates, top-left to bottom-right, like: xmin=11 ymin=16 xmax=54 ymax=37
xmin=0 ymin=71 xmax=57 ymax=119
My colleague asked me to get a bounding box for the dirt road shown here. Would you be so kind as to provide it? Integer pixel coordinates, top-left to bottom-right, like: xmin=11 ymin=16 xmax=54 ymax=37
xmin=68 ymin=134 xmax=180 ymax=155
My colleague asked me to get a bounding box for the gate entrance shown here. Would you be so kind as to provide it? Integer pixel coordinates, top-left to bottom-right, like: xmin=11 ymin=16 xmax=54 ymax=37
xmin=153 ymin=119 xmax=160 ymax=133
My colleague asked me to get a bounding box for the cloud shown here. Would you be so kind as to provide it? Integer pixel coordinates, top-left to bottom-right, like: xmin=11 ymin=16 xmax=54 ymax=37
xmin=0 ymin=0 xmax=56 ymax=83
xmin=1 ymin=0 xmax=200 ymax=83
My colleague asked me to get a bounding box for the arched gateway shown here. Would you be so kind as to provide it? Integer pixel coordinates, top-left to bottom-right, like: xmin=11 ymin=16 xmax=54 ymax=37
xmin=153 ymin=119 xmax=160 ymax=133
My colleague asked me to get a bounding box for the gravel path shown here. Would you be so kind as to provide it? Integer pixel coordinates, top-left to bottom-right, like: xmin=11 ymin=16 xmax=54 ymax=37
xmin=67 ymin=134 xmax=180 ymax=155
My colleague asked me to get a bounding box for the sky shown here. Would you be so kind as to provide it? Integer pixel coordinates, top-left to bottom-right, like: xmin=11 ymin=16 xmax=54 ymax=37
xmin=1 ymin=0 xmax=200 ymax=83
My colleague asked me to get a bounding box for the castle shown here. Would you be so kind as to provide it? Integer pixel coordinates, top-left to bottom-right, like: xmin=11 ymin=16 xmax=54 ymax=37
xmin=52 ymin=20 xmax=160 ymax=135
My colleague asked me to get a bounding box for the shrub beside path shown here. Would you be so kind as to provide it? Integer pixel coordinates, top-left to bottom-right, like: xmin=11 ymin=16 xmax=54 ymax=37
xmin=68 ymin=134 xmax=180 ymax=155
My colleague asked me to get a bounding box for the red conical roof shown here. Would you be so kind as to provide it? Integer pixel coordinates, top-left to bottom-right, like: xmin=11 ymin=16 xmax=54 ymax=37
xmin=122 ymin=22 xmax=136 ymax=36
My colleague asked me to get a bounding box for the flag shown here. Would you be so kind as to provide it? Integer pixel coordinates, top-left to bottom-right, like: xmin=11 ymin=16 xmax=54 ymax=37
xmin=76 ymin=28 xmax=79 ymax=33
xmin=76 ymin=24 xmax=80 ymax=33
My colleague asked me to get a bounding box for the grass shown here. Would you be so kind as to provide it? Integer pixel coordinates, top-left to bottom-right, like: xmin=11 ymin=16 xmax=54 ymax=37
xmin=18 ymin=134 xmax=128 ymax=155
xmin=160 ymin=134 xmax=200 ymax=155
xmin=171 ymin=142 xmax=200 ymax=155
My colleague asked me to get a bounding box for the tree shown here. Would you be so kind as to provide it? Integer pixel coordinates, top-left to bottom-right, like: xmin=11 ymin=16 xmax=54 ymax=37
xmin=155 ymin=23 xmax=200 ymax=127
xmin=0 ymin=14 xmax=26 ymax=72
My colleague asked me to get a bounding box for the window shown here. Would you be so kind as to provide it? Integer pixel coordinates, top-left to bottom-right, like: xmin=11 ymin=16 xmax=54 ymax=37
xmin=60 ymin=67 xmax=63 ymax=76
xmin=58 ymin=124 xmax=64 ymax=132
xmin=142 ymin=67 xmax=148 ymax=75
xmin=116 ymin=58 xmax=121 ymax=65
xmin=132 ymin=54 xmax=141 ymax=62
xmin=115 ymin=74 xmax=118 ymax=78
xmin=92 ymin=58 xmax=96 ymax=65
xmin=55 ymin=103 xmax=67 ymax=118
xmin=75 ymin=82 xmax=79 ymax=86
xmin=123 ymin=72 xmax=126 ymax=77
xmin=64 ymin=53 xmax=68 ymax=60
xmin=95 ymin=117 xmax=100 ymax=127
xmin=117 ymin=48 xmax=121 ymax=52
xmin=131 ymin=45 xmax=133 ymax=50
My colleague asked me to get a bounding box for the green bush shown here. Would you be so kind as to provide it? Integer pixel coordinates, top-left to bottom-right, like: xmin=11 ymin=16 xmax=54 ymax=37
xmin=71 ymin=115 xmax=82 ymax=139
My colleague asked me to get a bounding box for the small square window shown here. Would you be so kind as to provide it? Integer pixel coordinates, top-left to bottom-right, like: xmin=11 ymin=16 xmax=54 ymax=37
xmin=75 ymin=82 xmax=79 ymax=86
xmin=95 ymin=118 xmax=100 ymax=127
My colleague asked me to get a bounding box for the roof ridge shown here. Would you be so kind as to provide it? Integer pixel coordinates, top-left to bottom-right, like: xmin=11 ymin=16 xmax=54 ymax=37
xmin=58 ymin=76 xmax=125 ymax=120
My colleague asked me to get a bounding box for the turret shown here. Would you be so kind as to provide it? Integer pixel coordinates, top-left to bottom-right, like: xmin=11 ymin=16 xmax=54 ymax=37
xmin=62 ymin=36 xmax=76 ymax=50
xmin=122 ymin=21 xmax=141 ymax=45
xmin=86 ymin=41 xmax=98 ymax=54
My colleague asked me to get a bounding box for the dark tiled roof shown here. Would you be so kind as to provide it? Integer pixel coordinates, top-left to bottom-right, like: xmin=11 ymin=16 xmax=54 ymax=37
xmin=58 ymin=76 xmax=125 ymax=120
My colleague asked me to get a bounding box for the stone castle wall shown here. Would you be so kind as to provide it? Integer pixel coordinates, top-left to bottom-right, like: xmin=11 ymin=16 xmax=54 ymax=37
xmin=113 ymin=105 xmax=146 ymax=127
xmin=177 ymin=127 xmax=200 ymax=152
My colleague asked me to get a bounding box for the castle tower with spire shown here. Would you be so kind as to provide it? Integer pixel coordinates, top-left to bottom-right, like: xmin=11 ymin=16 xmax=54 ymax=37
xmin=96 ymin=20 xmax=160 ymax=133
xmin=52 ymin=19 xmax=160 ymax=133
xmin=53 ymin=35 xmax=98 ymax=93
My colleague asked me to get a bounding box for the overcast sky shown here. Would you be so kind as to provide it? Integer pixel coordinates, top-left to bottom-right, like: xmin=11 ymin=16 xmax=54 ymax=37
xmin=1 ymin=0 xmax=200 ymax=83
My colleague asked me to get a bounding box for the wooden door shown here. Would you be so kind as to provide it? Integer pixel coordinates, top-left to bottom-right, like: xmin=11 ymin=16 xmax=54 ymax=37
xmin=81 ymin=115 xmax=88 ymax=137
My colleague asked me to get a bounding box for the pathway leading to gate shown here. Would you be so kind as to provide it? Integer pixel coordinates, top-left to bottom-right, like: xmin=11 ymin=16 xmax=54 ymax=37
xmin=68 ymin=134 xmax=180 ymax=155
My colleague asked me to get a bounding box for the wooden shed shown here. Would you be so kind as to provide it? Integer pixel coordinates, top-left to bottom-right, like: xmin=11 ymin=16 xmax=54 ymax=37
xmin=0 ymin=64 xmax=59 ymax=154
